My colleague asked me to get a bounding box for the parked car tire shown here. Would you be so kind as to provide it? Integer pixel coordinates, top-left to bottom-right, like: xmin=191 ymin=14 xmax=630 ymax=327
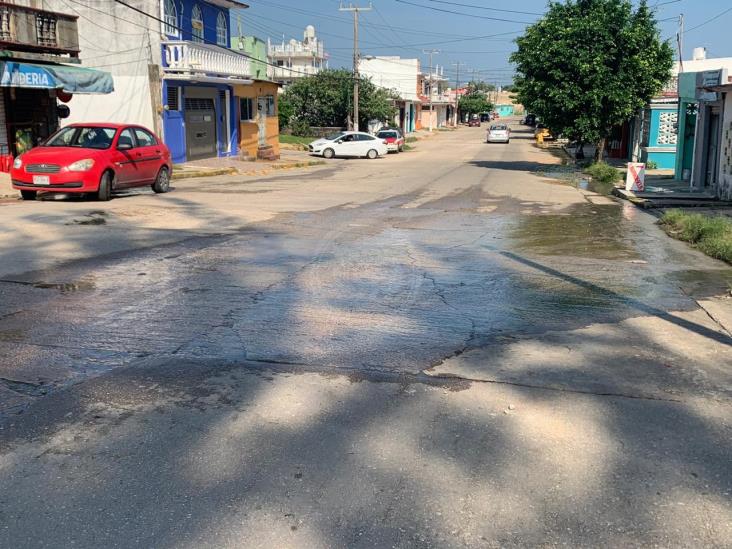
xmin=152 ymin=166 xmax=171 ymax=194
xmin=97 ymin=170 xmax=113 ymax=201
xmin=20 ymin=190 xmax=37 ymax=201
xmin=366 ymin=149 xmax=378 ymax=159
xmin=323 ymin=148 xmax=335 ymax=159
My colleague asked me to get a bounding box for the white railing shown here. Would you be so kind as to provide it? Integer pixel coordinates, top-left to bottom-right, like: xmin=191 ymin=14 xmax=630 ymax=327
xmin=269 ymin=43 xmax=324 ymax=59
xmin=270 ymin=65 xmax=322 ymax=79
xmin=162 ymin=40 xmax=251 ymax=78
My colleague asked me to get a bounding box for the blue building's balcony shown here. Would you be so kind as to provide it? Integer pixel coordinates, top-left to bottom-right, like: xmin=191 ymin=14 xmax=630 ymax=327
xmin=162 ymin=40 xmax=250 ymax=80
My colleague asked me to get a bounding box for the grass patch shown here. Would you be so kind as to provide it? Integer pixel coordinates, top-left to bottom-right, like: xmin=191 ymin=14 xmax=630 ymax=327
xmin=585 ymin=162 xmax=623 ymax=185
xmin=660 ymin=209 xmax=732 ymax=264
xmin=402 ymin=144 xmax=416 ymax=152
xmin=405 ymin=136 xmax=418 ymax=143
xmin=279 ymin=135 xmax=315 ymax=145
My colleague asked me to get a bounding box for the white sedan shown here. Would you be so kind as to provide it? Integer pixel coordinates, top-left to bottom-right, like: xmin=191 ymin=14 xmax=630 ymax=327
xmin=309 ymin=131 xmax=388 ymax=159
xmin=487 ymin=124 xmax=511 ymax=144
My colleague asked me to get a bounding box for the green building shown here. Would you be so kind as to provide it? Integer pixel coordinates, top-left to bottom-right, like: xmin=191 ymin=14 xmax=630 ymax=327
xmin=231 ymin=35 xmax=268 ymax=81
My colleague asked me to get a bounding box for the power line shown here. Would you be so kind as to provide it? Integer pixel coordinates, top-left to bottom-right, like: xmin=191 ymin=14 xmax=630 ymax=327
xmin=423 ymin=0 xmax=542 ymax=16
xmin=395 ymin=0 xmax=533 ymax=24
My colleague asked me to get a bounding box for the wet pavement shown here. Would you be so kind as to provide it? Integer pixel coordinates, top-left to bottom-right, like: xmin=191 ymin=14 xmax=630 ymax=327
xmin=1 ymin=124 xmax=731 ymax=547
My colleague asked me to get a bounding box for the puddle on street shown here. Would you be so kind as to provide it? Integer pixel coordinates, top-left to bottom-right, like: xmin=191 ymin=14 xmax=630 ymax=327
xmin=33 ymin=279 xmax=96 ymax=292
xmin=512 ymin=204 xmax=639 ymax=260
xmin=670 ymin=269 xmax=732 ymax=298
xmin=577 ymin=179 xmax=616 ymax=195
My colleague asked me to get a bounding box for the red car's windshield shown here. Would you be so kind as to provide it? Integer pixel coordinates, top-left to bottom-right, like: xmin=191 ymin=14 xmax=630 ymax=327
xmin=45 ymin=126 xmax=117 ymax=150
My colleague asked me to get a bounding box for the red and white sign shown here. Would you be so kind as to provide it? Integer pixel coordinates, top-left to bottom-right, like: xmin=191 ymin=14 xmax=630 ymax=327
xmin=626 ymin=162 xmax=646 ymax=192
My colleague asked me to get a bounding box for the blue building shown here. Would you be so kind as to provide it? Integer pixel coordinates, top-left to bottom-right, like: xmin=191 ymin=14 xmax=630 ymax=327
xmin=632 ymin=98 xmax=679 ymax=170
xmin=160 ymin=0 xmax=252 ymax=162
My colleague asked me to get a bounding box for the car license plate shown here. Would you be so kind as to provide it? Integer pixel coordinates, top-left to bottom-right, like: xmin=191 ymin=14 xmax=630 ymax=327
xmin=33 ymin=175 xmax=50 ymax=185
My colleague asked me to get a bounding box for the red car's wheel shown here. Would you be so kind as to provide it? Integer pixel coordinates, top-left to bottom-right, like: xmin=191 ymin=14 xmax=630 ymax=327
xmin=97 ymin=171 xmax=112 ymax=201
xmin=152 ymin=167 xmax=170 ymax=194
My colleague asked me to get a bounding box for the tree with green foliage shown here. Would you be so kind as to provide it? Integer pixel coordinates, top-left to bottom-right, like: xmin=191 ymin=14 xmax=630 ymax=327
xmin=280 ymin=69 xmax=399 ymax=134
xmin=458 ymin=91 xmax=493 ymax=119
xmin=466 ymin=81 xmax=496 ymax=93
xmin=510 ymin=0 xmax=674 ymax=160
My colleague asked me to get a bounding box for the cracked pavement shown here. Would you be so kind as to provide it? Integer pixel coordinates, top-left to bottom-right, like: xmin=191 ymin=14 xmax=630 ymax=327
xmin=1 ymin=124 xmax=731 ymax=547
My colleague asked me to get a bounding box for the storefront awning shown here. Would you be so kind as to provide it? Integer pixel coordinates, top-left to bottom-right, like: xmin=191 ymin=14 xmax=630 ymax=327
xmin=0 ymin=61 xmax=114 ymax=94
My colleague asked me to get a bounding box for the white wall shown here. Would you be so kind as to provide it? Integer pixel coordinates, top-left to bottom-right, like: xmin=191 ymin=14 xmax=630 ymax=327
xmin=359 ymin=57 xmax=419 ymax=102
xmin=65 ymin=74 xmax=155 ymax=129
xmin=40 ymin=0 xmax=159 ymax=129
xmin=676 ymin=58 xmax=732 ymax=74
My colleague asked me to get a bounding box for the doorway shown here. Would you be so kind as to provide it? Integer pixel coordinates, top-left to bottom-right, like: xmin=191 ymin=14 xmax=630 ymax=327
xmin=704 ymin=109 xmax=721 ymax=188
xmin=184 ymin=88 xmax=217 ymax=161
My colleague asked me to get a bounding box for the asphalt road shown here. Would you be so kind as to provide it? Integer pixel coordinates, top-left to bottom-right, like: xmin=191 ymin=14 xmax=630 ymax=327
xmin=1 ymin=123 xmax=731 ymax=548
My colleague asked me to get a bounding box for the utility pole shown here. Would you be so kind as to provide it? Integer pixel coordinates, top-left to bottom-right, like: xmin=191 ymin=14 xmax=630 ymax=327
xmin=339 ymin=2 xmax=372 ymax=132
xmin=423 ymin=49 xmax=439 ymax=131
xmin=677 ymin=14 xmax=684 ymax=73
xmin=452 ymin=61 xmax=465 ymax=126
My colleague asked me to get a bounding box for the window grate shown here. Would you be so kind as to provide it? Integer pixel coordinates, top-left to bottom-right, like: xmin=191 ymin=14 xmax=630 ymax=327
xmin=167 ymin=86 xmax=180 ymax=111
xmin=185 ymin=97 xmax=215 ymax=111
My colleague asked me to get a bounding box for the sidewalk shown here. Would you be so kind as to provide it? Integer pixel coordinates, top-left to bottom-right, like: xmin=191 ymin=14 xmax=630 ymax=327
xmin=179 ymin=149 xmax=325 ymax=178
xmin=0 ymin=172 xmax=14 ymax=199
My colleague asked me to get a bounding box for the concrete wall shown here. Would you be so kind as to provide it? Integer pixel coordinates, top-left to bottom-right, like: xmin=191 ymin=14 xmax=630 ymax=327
xmin=40 ymin=0 xmax=159 ymax=131
xmin=359 ymin=57 xmax=420 ymax=102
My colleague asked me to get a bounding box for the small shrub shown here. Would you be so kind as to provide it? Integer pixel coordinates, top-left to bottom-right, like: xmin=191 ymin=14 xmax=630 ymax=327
xmin=290 ymin=118 xmax=312 ymax=137
xmin=585 ymin=162 xmax=622 ymax=184
xmin=406 ymin=136 xmax=418 ymax=143
xmin=645 ymin=160 xmax=658 ymax=170
xmin=660 ymin=209 xmax=732 ymax=264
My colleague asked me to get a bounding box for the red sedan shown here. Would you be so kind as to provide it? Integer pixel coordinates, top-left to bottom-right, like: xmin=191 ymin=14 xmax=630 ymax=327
xmin=11 ymin=123 xmax=172 ymax=201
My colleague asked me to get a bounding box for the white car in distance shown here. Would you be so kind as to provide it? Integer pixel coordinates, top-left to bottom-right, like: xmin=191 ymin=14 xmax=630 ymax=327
xmin=309 ymin=131 xmax=389 ymax=159
xmin=487 ymin=124 xmax=511 ymax=144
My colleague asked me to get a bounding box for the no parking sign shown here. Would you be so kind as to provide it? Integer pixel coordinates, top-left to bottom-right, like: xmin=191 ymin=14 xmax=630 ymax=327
xmin=626 ymin=162 xmax=646 ymax=192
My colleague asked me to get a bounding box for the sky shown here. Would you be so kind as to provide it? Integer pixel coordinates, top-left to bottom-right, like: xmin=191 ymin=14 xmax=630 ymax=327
xmin=234 ymin=0 xmax=732 ymax=87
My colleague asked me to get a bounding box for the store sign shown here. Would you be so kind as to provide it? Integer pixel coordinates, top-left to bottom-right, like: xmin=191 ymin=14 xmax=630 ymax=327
xmin=0 ymin=63 xmax=55 ymax=89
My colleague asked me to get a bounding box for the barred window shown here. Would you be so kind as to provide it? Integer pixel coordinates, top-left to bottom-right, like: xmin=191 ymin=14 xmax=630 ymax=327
xmin=240 ymin=98 xmax=254 ymax=121
xmin=216 ymin=12 xmax=227 ymax=47
xmin=163 ymin=0 xmax=178 ymax=37
xmin=191 ymin=5 xmax=204 ymax=43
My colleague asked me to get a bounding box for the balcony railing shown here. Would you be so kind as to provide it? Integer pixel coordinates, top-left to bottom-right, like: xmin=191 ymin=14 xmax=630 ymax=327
xmin=268 ymin=43 xmax=325 ymax=59
xmin=270 ymin=64 xmax=322 ymax=79
xmin=0 ymin=2 xmax=79 ymax=57
xmin=162 ymin=40 xmax=251 ymax=79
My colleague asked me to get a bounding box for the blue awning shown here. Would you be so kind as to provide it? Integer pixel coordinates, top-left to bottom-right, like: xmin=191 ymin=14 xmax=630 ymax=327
xmin=0 ymin=61 xmax=114 ymax=94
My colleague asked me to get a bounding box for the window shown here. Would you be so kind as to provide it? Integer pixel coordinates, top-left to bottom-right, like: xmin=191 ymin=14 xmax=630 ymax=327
xmin=134 ymin=128 xmax=156 ymax=147
xmin=216 ymin=12 xmax=227 ymax=47
xmin=162 ymin=0 xmax=178 ymax=37
xmin=46 ymin=126 xmax=116 ymax=149
xmin=191 ymin=5 xmax=203 ymax=43
xmin=264 ymin=95 xmax=275 ymax=117
xmin=240 ymin=97 xmax=254 ymax=121
xmin=117 ymin=129 xmax=136 ymax=149
xmin=356 ymin=134 xmax=375 ymax=141
xmin=166 ymin=86 xmax=180 ymax=111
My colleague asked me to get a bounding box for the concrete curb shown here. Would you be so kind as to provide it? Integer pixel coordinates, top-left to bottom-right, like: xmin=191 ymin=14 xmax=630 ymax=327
xmin=172 ymin=167 xmax=238 ymax=180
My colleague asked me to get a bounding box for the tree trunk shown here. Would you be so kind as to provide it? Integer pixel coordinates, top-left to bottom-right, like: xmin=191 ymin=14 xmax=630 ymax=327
xmin=575 ymin=141 xmax=585 ymax=160
xmin=595 ymin=137 xmax=607 ymax=162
